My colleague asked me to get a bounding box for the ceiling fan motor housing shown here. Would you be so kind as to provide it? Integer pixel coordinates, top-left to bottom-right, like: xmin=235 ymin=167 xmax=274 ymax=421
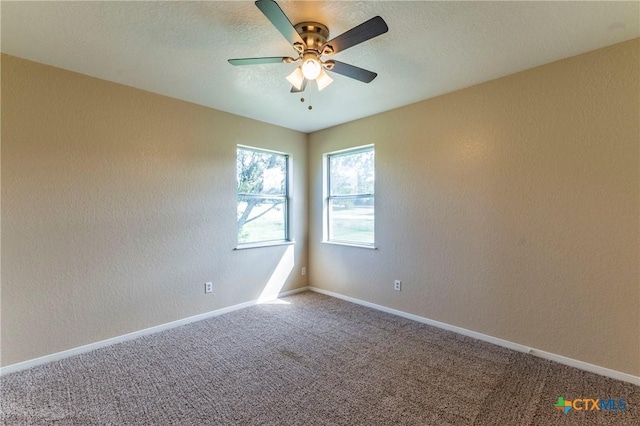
xmin=294 ymin=22 xmax=329 ymax=52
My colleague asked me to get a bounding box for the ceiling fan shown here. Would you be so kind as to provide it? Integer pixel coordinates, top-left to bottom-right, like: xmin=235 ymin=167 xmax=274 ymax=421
xmin=228 ymin=0 xmax=388 ymax=93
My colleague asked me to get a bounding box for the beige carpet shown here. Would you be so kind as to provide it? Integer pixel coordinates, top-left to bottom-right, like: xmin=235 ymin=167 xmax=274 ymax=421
xmin=1 ymin=291 xmax=638 ymax=425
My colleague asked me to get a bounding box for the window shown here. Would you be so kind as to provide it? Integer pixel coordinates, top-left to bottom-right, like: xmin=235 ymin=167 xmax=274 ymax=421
xmin=326 ymin=146 xmax=375 ymax=246
xmin=237 ymin=146 xmax=289 ymax=246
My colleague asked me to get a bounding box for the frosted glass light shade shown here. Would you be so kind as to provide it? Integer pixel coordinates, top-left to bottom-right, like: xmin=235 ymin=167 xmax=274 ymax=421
xmin=286 ymin=67 xmax=305 ymax=90
xmin=301 ymin=58 xmax=321 ymax=80
xmin=316 ymin=69 xmax=333 ymax=91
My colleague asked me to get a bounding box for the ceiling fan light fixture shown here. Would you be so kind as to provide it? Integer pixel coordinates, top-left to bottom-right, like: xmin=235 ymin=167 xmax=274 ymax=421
xmin=301 ymin=55 xmax=322 ymax=80
xmin=286 ymin=67 xmax=305 ymax=90
xmin=316 ymin=68 xmax=333 ymax=91
xmin=229 ymin=1 xmax=389 ymax=95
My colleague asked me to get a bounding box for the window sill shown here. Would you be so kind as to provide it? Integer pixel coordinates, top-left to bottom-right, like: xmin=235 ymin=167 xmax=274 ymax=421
xmin=234 ymin=241 xmax=295 ymax=251
xmin=321 ymin=241 xmax=377 ymax=250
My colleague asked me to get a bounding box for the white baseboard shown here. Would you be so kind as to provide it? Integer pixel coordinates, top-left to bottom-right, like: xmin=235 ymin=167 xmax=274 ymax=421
xmin=308 ymin=287 xmax=640 ymax=386
xmin=274 ymin=286 xmax=310 ymax=297
xmin=0 ymin=286 xmax=310 ymax=376
xmin=3 ymin=285 xmax=636 ymax=386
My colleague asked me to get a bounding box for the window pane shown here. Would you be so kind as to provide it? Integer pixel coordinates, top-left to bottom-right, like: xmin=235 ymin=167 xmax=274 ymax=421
xmin=329 ymin=196 xmax=374 ymax=244
xmin=329 ymin=149 xmax=374 ymax=196
xmin=237 ymin=197 xmax=286 ymax=244
xmin=236 ymin=146 xmax=289 ymax=246
xmin=237 ymin=148 xmax=286 ymax=196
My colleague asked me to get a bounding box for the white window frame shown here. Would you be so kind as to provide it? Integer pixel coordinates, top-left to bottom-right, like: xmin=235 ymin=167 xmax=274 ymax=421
xmin=324 ymin=145 xmax=375 ymax=248
xmin=236 ymin=145 xmax=291 ymax=249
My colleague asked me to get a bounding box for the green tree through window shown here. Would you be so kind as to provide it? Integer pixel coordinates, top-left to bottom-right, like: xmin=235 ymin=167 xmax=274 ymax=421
xmin=237 ymin=147 xmax=289 ymax=245
xmin=327 ymin=146 xmax=374 ymax=245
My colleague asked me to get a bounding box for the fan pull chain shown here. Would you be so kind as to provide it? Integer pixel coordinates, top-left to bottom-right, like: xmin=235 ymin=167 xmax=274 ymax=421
xmin=302 ymin=90 xmax=313 ymax=110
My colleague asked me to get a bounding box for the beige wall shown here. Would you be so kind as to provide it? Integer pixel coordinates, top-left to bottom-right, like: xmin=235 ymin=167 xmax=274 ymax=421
xmin=2 ymin=38 xmax=639 ymax=376
xmin=309 ymin=39 xmax=639 ymax=376
xmin=1 ymin=55 xmax=308 ymax=366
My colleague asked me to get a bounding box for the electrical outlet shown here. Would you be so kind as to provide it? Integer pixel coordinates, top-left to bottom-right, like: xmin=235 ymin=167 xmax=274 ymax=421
xmin=301 ymin=267 xmax=307 ymax=276
xmin=394 ymin=280 xmax=402 ymax=291
xmin=205 ymin=282 xmax=213 ymax=294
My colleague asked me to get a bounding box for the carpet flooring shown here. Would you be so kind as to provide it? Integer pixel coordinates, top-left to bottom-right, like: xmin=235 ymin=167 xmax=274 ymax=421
xmin=1 ymin=291 xmax=638 ymax=425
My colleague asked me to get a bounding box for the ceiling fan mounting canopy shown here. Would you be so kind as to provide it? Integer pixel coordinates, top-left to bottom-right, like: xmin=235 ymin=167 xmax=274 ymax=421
xmin=228 ymin=0 xmax=388 ymax=93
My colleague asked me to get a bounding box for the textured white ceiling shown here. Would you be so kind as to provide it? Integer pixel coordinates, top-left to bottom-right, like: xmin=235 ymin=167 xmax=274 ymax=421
xmin=2 ymin=1 xmax=638 ymax=133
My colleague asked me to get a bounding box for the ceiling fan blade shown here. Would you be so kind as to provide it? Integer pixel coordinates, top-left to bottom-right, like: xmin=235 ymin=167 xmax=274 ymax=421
xmin=228 ymin=57 xmax=293 ymax=66
xmin=326 ymin=61 xmax=377 ymax=83
xmin=322 ymin=16 xmax=388 ymax=55
xmin=290 ymin=79 xmax=308 ymax=93
xmin=255 ymin=0 xmax=305 ymax=47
